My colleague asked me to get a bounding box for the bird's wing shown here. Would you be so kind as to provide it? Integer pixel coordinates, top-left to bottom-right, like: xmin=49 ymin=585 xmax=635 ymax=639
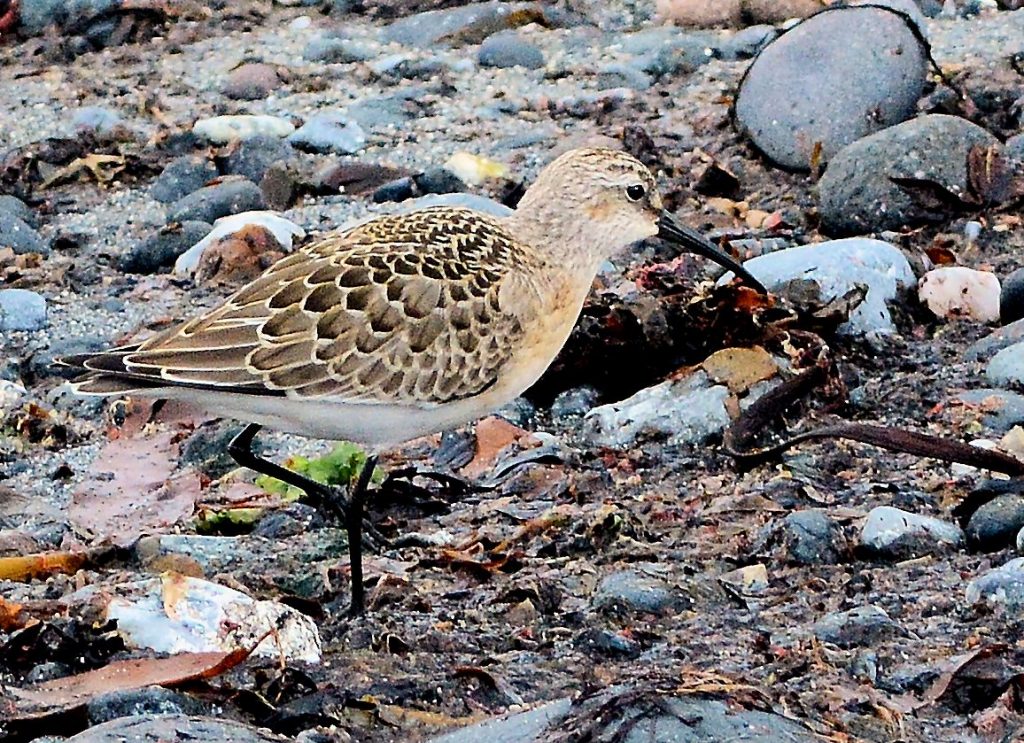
xmin=71 ymin=207 xmax=534 ymax=405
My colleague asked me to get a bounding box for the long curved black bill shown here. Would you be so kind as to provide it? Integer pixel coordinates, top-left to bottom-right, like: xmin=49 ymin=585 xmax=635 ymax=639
xmin=658 ymin=211 xmax=766 ymax=294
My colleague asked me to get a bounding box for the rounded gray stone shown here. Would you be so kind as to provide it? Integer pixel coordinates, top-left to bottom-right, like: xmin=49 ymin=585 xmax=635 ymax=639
xmin=725 ymin=238 xmax=916 ymax=338
xmin=288 ymin=113 xmax=366 ymax=155
xmin=812 ymin=605 xmax=901 ymax=649
xmin=782 ymin=510 xmax=842 ymax=565
xmin=0 ymin=195 xmax=36 ymax=227
xmin=150 ymin=156 xmax=219 ymax=204
xmin=0 ymin=289 xmax=47 ymax=331
xmin=479 ymin=31 xmax=545 ymax=69
xmin=0 ymin=210 xmax=48 ymax=255
xmin=967 ymin=557 xmax=1024 ymax=610
xmin=121 ymin=221 xmax=213 ymax=274
xmin=1001 ymin=267 xmax=1024 ymax=325
xmin=592 ymin=569 xmax=690 ymax=616
xmin=64 ymin=714 xmax=286 ymax=743
xmin=734 ymin=6 xmax=928 ymax=171
xmin=986 ymin=342 xmax=1024 ymax=390
xmin=818 ymin=114 xmax=999 ymax=236
xmin=966 ymin=494 xmax=1024 ymax=552
xmin=859 ymin=506 xmax=964 ymax=560
xmin=166 ymin=179 xmax=266 ymax=224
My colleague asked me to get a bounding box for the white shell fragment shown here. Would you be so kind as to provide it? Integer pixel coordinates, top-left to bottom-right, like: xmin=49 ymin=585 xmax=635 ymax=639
xmin=192 ymin=114 xmax=296 ymax=144
xmin=919 ymin=267 xmax=1001 ymax=323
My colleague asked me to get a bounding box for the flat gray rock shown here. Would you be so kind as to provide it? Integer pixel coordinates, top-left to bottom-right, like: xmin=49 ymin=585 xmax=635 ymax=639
xmin=951 ymin=389 xmax=1024 ymax=432
xmin=0 ymin=289 xmax=47 ymax=332
xmin=382 ymin=2 xmax=538 ymax=48
xmin=966 ymin=557 xmax=1024 ymax=611
xmin=965 ymin=318 xmax=1024 ymax=362
xmin=724 ymin=238 xmax=916 ymax=338
xmin=0 ymin=210 xmax=47 ymax=255
xmin=818 ymin=114 xmax=999 ymax=236
xmin=986 ymin=342 xmax=1024 ymax=389
xmin=583 ymin=370 xmax=731 ymax=448
xmin=859 ymin=506 xmax=964 ymax=560
xmin=64 ymin=714 xmax=286 ymax=743
xmin=734 ymin=5 xmax=928 ymax=171
xmin=428 ymin=690 xmax=819 ymax=743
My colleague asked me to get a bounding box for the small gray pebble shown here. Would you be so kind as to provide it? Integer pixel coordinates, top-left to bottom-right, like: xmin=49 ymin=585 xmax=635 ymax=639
xmin=0 ymin=289 xmax=47 ymax=332
xmin=167 ymin=179 xmax=266 ymax=224
xmin=150 ymin=156 xmax=219 ymax=204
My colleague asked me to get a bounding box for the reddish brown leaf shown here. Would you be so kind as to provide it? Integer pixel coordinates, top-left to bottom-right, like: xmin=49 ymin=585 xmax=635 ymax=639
xmin=71 ymin=433 xmax=200 ymax=545
xmin=922 ymin=644 xmax=1024 ymax=714
xmin=5 ymin=649 xmax=252 ymax=720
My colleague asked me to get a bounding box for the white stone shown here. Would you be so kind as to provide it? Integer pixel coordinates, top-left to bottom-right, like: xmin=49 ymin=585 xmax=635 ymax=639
xmin=919 ymin=267 xmax=1001 ymax=323
xmin=193 ymin=114 xmax=295 ymax=144
xmin=174 ymin=211 xmax=305 ymax=277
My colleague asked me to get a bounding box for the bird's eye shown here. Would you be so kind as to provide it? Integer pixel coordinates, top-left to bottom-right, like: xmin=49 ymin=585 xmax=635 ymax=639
xmin=626 ymin=184 xmax=646 ymax=201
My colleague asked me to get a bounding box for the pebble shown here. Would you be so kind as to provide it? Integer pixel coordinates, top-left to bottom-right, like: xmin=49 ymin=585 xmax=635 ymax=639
xmin=478 ymin=31 xmax=545 ymax=69
xmin=174 ymin=211 xmax=305 ymax=277
xmin=1007 ymin=133 xmax=1024 ymax=166
xmin=965 ymin=318 xmax=1024 ymax=362
xmin=725 ymin=238 xmax=916 ymax=339
xmin=121 ymin=221 xmax=212 ymax=274
xmin=781 ymin=510 xmax=843 ymax=565
xmin=818 ymin=115 xmax=1000 ymax=235
xmin=592 ymin=568 xmax=692 ymax=616
xmin=288 ymin=113 xmax=367 ymax=154
xmin=583 ymin=370 xmax=731 ymax=448
xmin=550 ymin=385 xmax=600 ymax=419
xmin=166 ymin=178 xmax=266 ymax=225
xmin=222 ymin=62 xmax=281 ymax=100
xmin=429 ymin=692 xmax=819 ymax=742
xmin=597 ymin=62 xmax=652 ymax=91
xmin=0 ymin=195 xmax=35 ymax=226
xmin=965 ymin=495 xmax=1024 ymax=551
xmin=953 ymin=389 xmax=1024 ymax=432
xmin=149 ymin=156 xmax=219 ymax=204
xmin=734 ymin=6 xmax=927 ymax=170
xmin=919 ymin=267 xmax=1001 ymax=324
xmin=381 ymin=1 xmax=538 ymax=48
xmin=346 ymin=91 xmax=421 ymax=131
xmin=303 ymin=35 xmax=376 ymax=63
xmin=812 ymin=605 xmax=902 ymax=649
xmin=222 ymin=135 xmax=295 ymax=183
xmin=717 ymin=24 xmax=777 ymax=60
xmin=63 ymin=714 xmax=288 ymax=743
xmin=193 ymin=114 xmax=295 ymax=144
xmin=617 ymin=28 xmax=712 ymax=76
xmin=0 ymin=210 xmax=48 ymax=255
xmin=986 ymin=342 xmax=1024 ymax=389
xmin=71 ymin=106 xmax=124 ymax=135
xmin=1000 ymin=267 xmax=1024 ymax=324
xmin=86 ymin=687 xmax=209 ymax=725
xmin=859 ymin=506 xmax=964 ymax=560
xmin=0 ymin=289 xmax=47 ymax=332
xmin=253 ymin=503 xmax=325 ymax=539
xmin=966 ymin=557 xmax=1024 ymax=610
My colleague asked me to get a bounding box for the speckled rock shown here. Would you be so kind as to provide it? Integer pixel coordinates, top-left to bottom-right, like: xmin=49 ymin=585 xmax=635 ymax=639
xmin=724 ymin=238 xmax=916 ymax=339
xmin=63 ymin=714 xmax=288 ymax=743
xmin=0 ymin=195 xmax=35 ymax=227
xmin=583 ymin=370 xmax=731 ymax=448
xmin=222 ymin=63 xmax=281 ymax=100
xmin=966 ymin=494 xmax=1024 ymax=551
xmin=121 ymin=221 xmax=213 ymax=274
xmin=1001 ymin=267 xmax=1024 ymax=324
xmin=592 ymin=569 xmax=691 ymax=616
xmin=303 ymin=35 xmax=376 ymax=63
xmin=859 ymin=506 xmax=964 ymax=560
xmin=986 ymin=343 xmax=1024 ymax=389
xmin=86 ymin=687 xmax=209 ymax=725
xmin=150 ymin=156 xmax=219 ymax=204
xmin=193 ymin=114 xmax=295 ymax=144
xmin=222 ymin=135 xmax=295 ymax=183
xmin=965 ymin=319 xmax=1024 ymax=362
xmin=382 ymin=1 xmax=539 ymax=48
xmin=781 ymin=510 xmax=843 ymax=565
xmin=0 ymin=211 xmax=47 ymax=255
xmin=167 ymin=179 xmax=266 ymax=224
xmin=0 ymin=289 xmax=47 ymax=332
xmin=288 ymin=113 xmax=366 ymax=154
xmin=818 ymin=115 xmax=1000 ymax=235
xmin=966 ymin=557 xmax=1024 ymax=611
xmin=478 ymin=31 xmax=545 ymax=69
xmin=735 ymin=6 xmax=928 ymax=170
xmin=812 ymin=605 xmax=902 ymax=648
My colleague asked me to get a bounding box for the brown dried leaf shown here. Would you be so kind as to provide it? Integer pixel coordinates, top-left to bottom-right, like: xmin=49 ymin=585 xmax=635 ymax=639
xmin=71 ymin=433 xmax=199 ymax=546
xmin=922 ymin=644 xmax=1024 ymax=714
xmin=702 ymin=346 xmax=778 ymax=393
xmin=925 ymin=245 xmax=958 ymax=266
xmin=0 ymin=597 xmax=28 ymax=631
xmin=461 ymin=417 xmax=535 ymax=479
xmin=5 ymin=649 xmax=251 ymax=720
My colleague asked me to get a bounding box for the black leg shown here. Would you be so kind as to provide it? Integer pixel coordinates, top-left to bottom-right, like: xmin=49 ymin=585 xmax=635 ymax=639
xmin=347 ymin=454 xmax=377 ymax=617
xmin=227 ymin=424 xmax=387 ymax=615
